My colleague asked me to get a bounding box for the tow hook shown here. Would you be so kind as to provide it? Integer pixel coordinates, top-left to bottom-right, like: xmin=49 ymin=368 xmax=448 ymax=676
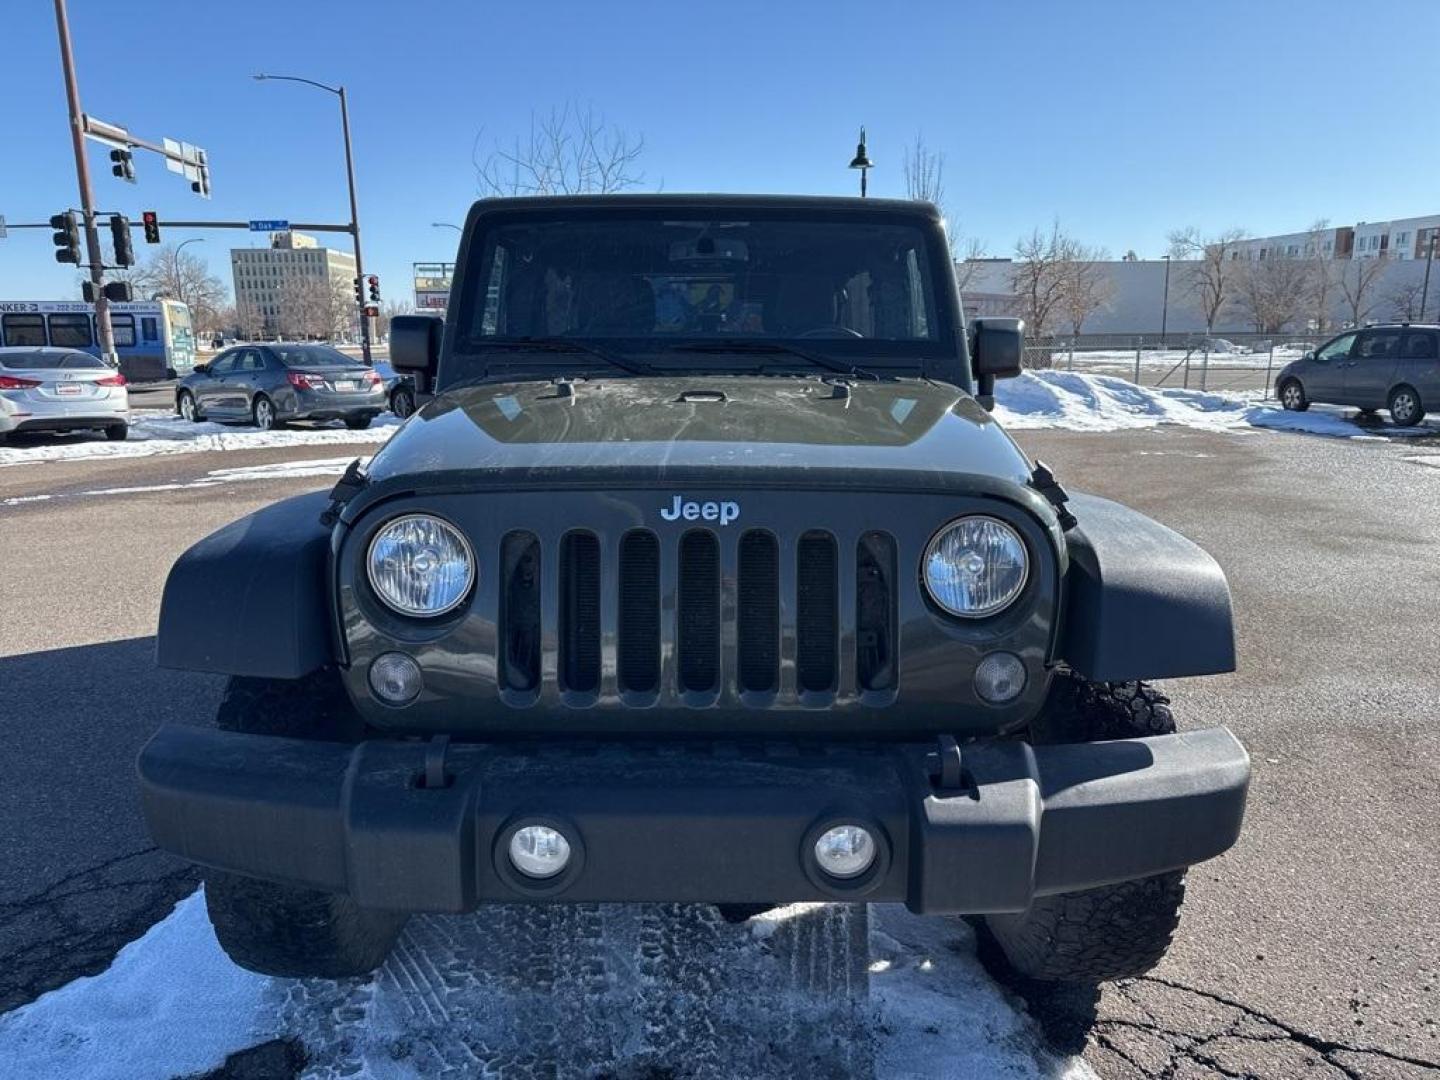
xmin=419 ymin=734 xmax=452 ymax=790
xmin=925 ymin=734 xmax=970 ymax=793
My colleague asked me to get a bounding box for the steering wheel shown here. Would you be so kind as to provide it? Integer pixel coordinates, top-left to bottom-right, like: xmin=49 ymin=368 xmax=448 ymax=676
xmin=797 ymin=325 xmax=865 ymax=340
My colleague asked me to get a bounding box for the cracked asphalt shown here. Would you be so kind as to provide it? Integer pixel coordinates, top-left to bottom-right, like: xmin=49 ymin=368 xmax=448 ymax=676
xmin=0 ymin=423 xmax=1437 ymax=1079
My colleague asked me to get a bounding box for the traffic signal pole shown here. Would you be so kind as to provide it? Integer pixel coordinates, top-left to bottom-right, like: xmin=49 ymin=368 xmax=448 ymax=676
xmin=52 ymin=0 xmax=117 ymax=364
xmin=338 ymin=87 xmax=371 ymax=364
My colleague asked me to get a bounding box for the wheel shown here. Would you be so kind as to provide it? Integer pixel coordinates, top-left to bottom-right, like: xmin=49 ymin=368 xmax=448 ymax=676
xmin=177 ymin=391 xmax=202 ymax=423
xmin=1388 ymin=384 xmax=1425 ymax=426
xmin=1278 ymin=379 xmax=1308 ymax=411
xmin=344 ymin=413 xmax=373 ymax=430
xmin=978 ymin=675 xmax=1187 ymax=984
xmin=390 ymin=387 xmax=416 ymax=419
xmin=104 ymin=423 xmax=128 ymax=442
xmin=202 ymin=671 xmax=407 ymax=978
xmin=251 ymin=394 xmax=279 ymax=431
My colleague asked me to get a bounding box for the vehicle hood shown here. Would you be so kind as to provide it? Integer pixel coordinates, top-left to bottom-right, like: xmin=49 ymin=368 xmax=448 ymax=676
xmin=362 ymin=376 xmax=1032 ymax=486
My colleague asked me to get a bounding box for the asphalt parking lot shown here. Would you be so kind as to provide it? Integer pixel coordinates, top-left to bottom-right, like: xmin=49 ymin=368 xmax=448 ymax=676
xmin=1 ymin=422 xmax=1437 ymax=1078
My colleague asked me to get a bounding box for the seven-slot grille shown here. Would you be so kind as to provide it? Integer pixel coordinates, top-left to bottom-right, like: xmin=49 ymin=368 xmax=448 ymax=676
xmin=498 ymin=526 xmax=899 ymax=705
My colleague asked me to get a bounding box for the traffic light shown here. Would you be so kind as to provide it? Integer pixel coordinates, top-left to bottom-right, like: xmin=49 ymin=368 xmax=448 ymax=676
xmin=366 ymin=275 xmax=381 ymax=303
xmin=109 ymin=148 xmax=136 ymax=183
xmin=50 ymin=212 xmax=81 ymax=264
xmin=353 ymin=276 xmax=364 ymax=305
xmin=189 ymin=149 xmax=211 ymax=198
xmin=363 ymin=305 xmax=379 ymax=318
xmin=103 ymin=281 xmax=134 ymax=302
xmin=109 ymin=214 xmax=134 ymax=268
xmin=141 ymin=211 xmax=161 ymax=244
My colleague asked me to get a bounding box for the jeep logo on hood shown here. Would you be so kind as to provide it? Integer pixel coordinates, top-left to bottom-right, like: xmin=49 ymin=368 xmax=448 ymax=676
xmin=660 ymin=495 xmax=740 ymax=525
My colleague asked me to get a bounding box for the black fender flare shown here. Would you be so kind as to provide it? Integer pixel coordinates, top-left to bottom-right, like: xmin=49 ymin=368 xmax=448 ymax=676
xmin=1060 ymin=493 xmax=1235 ymax=681
xmin=156 ymin=491 xmax=336 ymax=678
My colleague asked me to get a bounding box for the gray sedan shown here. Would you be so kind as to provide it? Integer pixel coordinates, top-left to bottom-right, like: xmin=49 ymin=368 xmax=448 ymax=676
xmin=175 ymin=343 xmax=386 ymax=430
xmin=0 ymin=346 xmax=130 ymax=443
xmin=1276 ymin=324 xmax=1439 ymax=426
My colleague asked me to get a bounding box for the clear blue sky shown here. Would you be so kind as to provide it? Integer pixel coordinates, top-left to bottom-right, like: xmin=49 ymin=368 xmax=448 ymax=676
xmin=3 ymin=0 xmax=1437 ymax=303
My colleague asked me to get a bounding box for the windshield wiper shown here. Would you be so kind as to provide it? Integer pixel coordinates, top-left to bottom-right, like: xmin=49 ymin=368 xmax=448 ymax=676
xmin=479 ymin=337 xmax=660 ymax=376
xmin=669 ymin=340 xmax=879 ymax=381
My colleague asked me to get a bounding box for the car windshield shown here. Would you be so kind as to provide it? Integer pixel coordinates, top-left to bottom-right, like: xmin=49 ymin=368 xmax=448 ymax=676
xmin=451 ymin=211 xmax=950 ymax=383
xmin=273 ymin=345 xmax=362 ymax=368
xmin=0 ymin=350 xmax=106 ymax=370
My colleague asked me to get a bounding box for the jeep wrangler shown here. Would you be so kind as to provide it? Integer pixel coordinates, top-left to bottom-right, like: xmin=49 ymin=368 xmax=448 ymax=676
xmin=138 ymin=195 xmax=1249 ymax=983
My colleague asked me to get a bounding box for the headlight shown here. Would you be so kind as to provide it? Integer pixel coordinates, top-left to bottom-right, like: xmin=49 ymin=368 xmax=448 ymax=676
xmin=922 ymin=516 xmax=1028 ymax=617
xmin=367 ymin=513 xmax=475 ymax=616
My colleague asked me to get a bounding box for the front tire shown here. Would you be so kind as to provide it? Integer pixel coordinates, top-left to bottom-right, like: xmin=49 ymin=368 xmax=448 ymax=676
xmin=1389 ymin=385 xmax=1425 ymax=426
xmin=1278 ymin=379 xmax=1308 ymax=411
xmin=344 ymin=413 xmax=373 ymax=430
xmin=178 ymin=391 xmax=202 ymax=423
xmin=979 ymin=676 xmax=1187 ymax=983
xmin=202 ymin=671 xmax=406 ymax=978
xmin=390 ymin=387 xmax=415 ymax=419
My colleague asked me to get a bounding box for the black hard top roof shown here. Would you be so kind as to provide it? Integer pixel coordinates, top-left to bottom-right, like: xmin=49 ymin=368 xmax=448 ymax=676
xmin=467 ymin=193 xmax=941 ymax=219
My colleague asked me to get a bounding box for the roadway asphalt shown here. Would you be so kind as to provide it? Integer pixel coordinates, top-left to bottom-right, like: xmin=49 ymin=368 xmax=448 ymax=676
xmin=0 ymin=422 xmax=1437 ymax=1078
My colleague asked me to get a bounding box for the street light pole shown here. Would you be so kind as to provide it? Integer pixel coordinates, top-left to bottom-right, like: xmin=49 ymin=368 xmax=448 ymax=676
xmin=847 ymin=127 xmax=873 ymax=198
xmin=431 ymin=222 xmax=462 ymax=232
xmin=51 ymin=0 xmax=117 ymax=365
xmin=1160 ymin=254 xmax=1171 ymax=345
xmin=254 ymin=74 xmax=370 ymax=363
xmin=171 ymin=236 xmax=205 ymax=316
xmin=1421 ymin=231 xmax=1437 ymax=323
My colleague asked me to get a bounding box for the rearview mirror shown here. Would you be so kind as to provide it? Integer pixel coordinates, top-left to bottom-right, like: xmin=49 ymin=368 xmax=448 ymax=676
xmin=389 ymin=314 xmax=443 ymax=393
xmin=970 ymin=317 xmax=1024 ymax=408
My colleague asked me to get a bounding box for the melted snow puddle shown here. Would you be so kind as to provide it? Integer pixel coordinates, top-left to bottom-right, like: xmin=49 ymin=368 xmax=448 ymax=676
xmin=0 ymin=889 xmax=1090 ymax=1079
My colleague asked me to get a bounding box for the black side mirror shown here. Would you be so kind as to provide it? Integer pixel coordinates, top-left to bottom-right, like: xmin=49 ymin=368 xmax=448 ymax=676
xmin=970 ymin=317 xmax=1025 ymax=408
xmin=193 ymin=362 xmax=209 ymax=375
xmin=390 ymin=314 xmax=443 ymax=394
xmin=1301 ymin=350 xmax=1315 ymax=362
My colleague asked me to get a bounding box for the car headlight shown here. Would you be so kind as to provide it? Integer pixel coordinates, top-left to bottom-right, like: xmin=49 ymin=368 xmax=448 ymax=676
xmin=922 ymin=516 xmax=1028 ymax=617
xmin=367 ymin=513 xmax=475 ymax=616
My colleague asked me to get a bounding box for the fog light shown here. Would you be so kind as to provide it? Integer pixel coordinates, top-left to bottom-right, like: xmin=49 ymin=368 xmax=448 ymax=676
xmin=509 ymin=825 xmax=572 ymax=879
xmin=368 ymin=652 xmax=422 ymax=705
xmin=974 ymin=651 xmax=1026 ymax=703
xmin=814 ymin=824 xmax=876 ymax=879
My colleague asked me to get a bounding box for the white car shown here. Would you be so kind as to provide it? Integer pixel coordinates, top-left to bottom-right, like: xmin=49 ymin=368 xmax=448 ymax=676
xmin=0 ymin=346 xmax=130 ymax=443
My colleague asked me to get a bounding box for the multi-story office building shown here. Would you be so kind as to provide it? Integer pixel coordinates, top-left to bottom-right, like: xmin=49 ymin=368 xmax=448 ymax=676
xmin=231 ymin=232 xmax=357 ymax=338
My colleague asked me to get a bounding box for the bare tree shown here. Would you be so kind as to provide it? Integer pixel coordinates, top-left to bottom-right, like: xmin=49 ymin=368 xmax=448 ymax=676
xmin=902 ymin=133 xmax=986 ymax=267
xmin=1235 ymin=256 xmax=1310 ymax=334
xmin=1338 ymin=255 xmax=1388 ymax=327
xmin=1060 ymin=245 xmax=1116 ymax=336
xmin=953 ymin=237 xmax=990 ymax=295
xmin=277 ymin=276 xmax=352 ymax=340
xmin=376 ymin=298 xmax=415 ymax=341
xmin=113 ymin=244 xmax=229 ymax=332
xmin=1386 ymin=277 xmax=1425 ymax=322
xmin=475 ymin=103 xmax=645 ymax=196
xmin=1168 ymin=226 xmax=1247 ymax=332
xmin=1009 ymin=223 xmax=1078 ymax=361
xmin=1304 ymin=219 xmax=1338 ymax=333
xmin=234 ymin=298 xmax=265 ymax=340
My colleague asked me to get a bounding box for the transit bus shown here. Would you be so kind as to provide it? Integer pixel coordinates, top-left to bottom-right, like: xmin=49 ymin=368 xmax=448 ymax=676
xmin=0 ymin=299 xmax=197 ymax=382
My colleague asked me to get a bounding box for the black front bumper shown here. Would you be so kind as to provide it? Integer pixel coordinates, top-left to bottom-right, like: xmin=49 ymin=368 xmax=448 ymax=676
xmin=137 ymin=725 xmax=1249 ymax=915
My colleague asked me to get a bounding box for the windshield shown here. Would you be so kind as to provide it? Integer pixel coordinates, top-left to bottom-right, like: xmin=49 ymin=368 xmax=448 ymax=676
xmin=452 ymin=211 xmax=952 ymax=383
xmin=274 ymin=344 xmax=363 ymax=368
xmin=0 ymin=350 xmax=107 ymax=370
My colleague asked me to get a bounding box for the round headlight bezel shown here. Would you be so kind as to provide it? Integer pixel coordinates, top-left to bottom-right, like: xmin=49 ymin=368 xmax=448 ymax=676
xmin=921 ymin=515 xmax=1030 ymax=619
xmin=365 ymin=512 xmax=476 ymax=618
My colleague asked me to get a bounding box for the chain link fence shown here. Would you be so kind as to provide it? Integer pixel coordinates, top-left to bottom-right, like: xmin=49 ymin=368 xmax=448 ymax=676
xmin=1022 ymin=334 xmax=1329 ymax=397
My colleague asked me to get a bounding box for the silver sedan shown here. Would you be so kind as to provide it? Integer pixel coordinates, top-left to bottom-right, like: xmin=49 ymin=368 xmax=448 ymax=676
xmin=0 ymin=346 xmax=130 ymax=442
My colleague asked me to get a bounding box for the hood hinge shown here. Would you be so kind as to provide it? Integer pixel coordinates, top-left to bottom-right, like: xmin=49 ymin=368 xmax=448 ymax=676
xmin=320 ymin=457 xmax=369 ymax=527
xmin=1029 ymin=459 xmax=1078 ymax=531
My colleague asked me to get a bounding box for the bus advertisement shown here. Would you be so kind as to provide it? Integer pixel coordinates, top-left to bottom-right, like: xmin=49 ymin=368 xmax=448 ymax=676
xmin=0 ymin=299 xmax=197 ymax=382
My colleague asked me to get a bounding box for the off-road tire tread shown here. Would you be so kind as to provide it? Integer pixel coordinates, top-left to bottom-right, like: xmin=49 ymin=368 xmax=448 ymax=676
xmin=982 ymin=673 xmax=1187 ymax=983
xmin=204 ymin=670 xmax=404 ymax=978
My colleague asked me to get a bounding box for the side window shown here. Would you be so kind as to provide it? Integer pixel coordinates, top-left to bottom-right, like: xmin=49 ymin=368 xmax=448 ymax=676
xmin=1316 ymin=333 xmax=1357 ymax=362
xmin=109 ymin=314 xmax=136 ymax=348
xmin=47 ymin=313 xmax=94 ymax=348
xmin=237 ymin=349 xmax=266 ymax=372
xmin=1354 ymin=330 xmax=1401 ymax=360
xmin=141 ymin=316 xmax=159 ymax=342
xmin=208 ymin=351 xmax=238 ymax=376
xmin=2 ymin=313 xmax=47 ymax=346
xmin=1402 ymin=332 xmax=1438 ymax=360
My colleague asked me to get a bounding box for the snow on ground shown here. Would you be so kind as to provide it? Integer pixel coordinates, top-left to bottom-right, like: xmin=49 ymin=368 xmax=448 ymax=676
xmin=994 ymin=370 xmax=1440 ymax=439
xmin=0 ymin=410 xmax=398 ymax=468
xmin=0 ymin=889 xmax=1091 ymax=1080
xmin=0 ymin=456 xmax=362 ymax=507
